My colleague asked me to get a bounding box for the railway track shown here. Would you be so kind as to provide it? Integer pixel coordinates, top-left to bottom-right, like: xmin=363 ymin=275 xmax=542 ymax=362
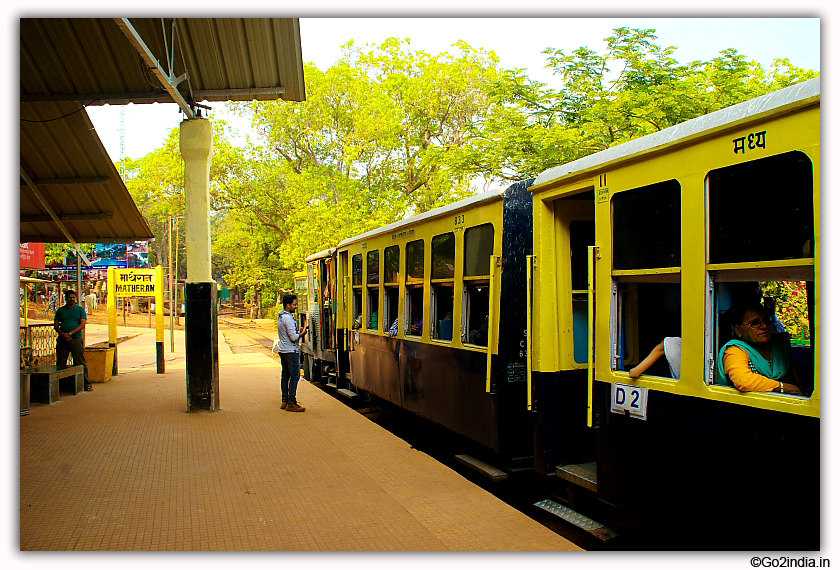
xmin=217 ymin=317 xmax=277 ymax=354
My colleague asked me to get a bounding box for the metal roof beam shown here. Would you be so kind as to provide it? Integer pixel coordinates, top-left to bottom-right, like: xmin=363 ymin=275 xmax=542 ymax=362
xmin=114 ymin=18 xmax=196 ymax=119
xmin=22 ymin=213 xmax=114 ymax=223
xmin=23 ymin=86 xmax=286 ymax=104
xmin=20 ymin=177 xmax=110 ymax=186
xmin=20 ymin=166 xmax=91 ymax=265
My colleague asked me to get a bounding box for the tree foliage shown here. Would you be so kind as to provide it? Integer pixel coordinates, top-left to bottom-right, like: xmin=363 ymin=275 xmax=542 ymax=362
xmin=119 ymin=29 xmax=818 ymax=312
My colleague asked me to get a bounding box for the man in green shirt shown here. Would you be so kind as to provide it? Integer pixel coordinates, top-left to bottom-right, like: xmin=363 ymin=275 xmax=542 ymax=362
xmin=54 ymin=290 xmax=92 ymax=391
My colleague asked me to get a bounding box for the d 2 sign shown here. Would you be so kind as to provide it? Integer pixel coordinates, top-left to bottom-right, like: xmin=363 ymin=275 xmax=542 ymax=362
xmin=610 ymin=383 xmax=649 ymax=420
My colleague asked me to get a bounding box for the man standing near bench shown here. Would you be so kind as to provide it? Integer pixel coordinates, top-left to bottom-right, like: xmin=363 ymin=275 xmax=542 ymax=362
xmin=54 ymin=290 xmax=93 ymax=392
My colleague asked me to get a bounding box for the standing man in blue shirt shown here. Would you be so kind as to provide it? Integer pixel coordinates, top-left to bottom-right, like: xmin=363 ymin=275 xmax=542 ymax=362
xmin=54 ymin=290 xmax=93 ymax=391
xmin=277 ymin=293 xmax=309 ymax=412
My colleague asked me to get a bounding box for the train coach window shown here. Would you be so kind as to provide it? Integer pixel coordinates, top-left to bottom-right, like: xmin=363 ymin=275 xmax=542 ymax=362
xmin=706 ymin=151 xmax=816 ymax=396
xmin=464 ymin=224 xmax=494 ymax=277
xmin=709 ymin=279 xmax=814 ymax=396
xmin=352 ymin=288 xmax=362 ymax=329
xmin=611 ymin=180 xmax=682 ymax=378
xmin=612 ymin=180 xmax=681 ymax=270
xmin=432 ymin=284 xmax=454 ymax=341
xmin=432 ymin=232 xmax=456 ymax=341
xmin=406 ymin=286 xmax=424 ymax=337
xmin=613 ymin=282 xmax=682 ymax=378
xmin=463 ymin=282 xmax=490 ymax=347
xmin=384 ymin=245 xmax=400 ymax=284
xmin=367 ymin=289 xmax=380 ymax=331
xmin=367 ymin=250 xmax=380 ymax=285
xmin=352 ymin=254 xmax=363 ymax=287
xmin=406 ymin=239 xmax=424 ymax=282
xmin=384 ymin=246 xmax=400 ymax=335
xmin=708 ymin=152 xmax=814 ymax=265
xmin=385 ymin=287 xmax=399 ymax=336
xmin=366 ymin=250 xmax=380 ymax=331
xmin=432 ymin=232 xmax=456 ymax=279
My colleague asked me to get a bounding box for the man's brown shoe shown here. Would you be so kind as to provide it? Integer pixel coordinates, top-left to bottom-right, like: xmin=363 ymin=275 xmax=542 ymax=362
xmin=285 ymin=402 xmax=306 ymax=412
xmin=281 ymin=399 xmax=288 ymax=409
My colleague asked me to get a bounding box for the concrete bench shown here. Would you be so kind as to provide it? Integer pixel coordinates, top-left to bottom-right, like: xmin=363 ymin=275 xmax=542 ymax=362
xmin=25 ymin=365 xmax=85 ymax=404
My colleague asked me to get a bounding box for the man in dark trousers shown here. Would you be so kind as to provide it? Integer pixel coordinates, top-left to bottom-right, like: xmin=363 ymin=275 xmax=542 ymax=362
xmin=277 ymin=293 xmax=309 ymax=412
xmin=54 ymin=290 xmax=93 ymax=391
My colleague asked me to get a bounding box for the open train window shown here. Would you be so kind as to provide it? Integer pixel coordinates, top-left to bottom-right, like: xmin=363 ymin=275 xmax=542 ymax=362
xmin=405 ymin=239 xmax=425 ymax=338
xmin=463 ymin=282 xmax=489 ymax=347
xmin=406 ymin=285 xmax=424 ymax=337
xmin=706 ymin=152 xmax=815 ymax=396
xmin=463 ymin=224 xmax=493 ymax=347
xmin=384 ymin=245 xmax=400 ymax=335
xmin=352 ymin=254 xmax=363 ymax=287
xmin=431 ymin=232 xmax=455 ymax=341
xmin=385 ymin=287 xmax=399 ymax=336
xmin=431 ymin=284 xmax=454 ymax=341
xmin=366 ymin=250 xmax=380 ymax=331
xmin=352 ymin=288 xmax=362 ymax=330
xmin=611 ymin=180 xmax=682 ymax=378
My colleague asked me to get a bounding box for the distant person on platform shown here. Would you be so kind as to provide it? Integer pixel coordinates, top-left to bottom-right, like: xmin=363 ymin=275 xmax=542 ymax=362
xmin=53 ymin=290 xmax=93 ymax=391
xmin=277 ymin=293 xmax=309 ymax=412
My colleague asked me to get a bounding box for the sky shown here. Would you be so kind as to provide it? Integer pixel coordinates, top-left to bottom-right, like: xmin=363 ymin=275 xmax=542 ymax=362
xmin=84 ymin=17 xmax=821 ymax=163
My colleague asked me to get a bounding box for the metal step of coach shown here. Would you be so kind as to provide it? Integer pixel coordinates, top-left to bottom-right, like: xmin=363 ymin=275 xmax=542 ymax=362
xmin=556 ymin=462 xmax=597 ymax=492
xmin=533 ymin=499 xmax=619 ymax=543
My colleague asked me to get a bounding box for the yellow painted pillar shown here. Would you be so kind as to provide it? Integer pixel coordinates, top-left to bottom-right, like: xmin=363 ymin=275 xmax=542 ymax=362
xmin=107 ymin=266 xmax=118 ymax=375
xmin=180 ymin=119 xmax=219 ymax=411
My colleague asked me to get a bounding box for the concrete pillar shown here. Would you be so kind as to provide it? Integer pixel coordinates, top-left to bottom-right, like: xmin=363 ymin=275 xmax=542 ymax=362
xmin=180 ymin=118 xmax=219 ymax=411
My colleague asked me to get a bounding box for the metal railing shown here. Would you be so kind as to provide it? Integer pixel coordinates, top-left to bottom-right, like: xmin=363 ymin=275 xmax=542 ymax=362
xmin=20 ymin=324 xmax=60 ymax=368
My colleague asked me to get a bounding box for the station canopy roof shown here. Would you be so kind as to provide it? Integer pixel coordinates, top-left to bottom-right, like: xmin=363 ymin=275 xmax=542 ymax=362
xmin=20 ymin=18 xmax=306 ymax=245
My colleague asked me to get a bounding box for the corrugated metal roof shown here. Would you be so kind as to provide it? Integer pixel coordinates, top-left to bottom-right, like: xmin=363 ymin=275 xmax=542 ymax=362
xmin=20 ymin=101 xmax=155 ymax=244
xmin=19 ymin=17 xmax=306 ymax=245
xmin=533 ymin=77 xmax=820 ymax=190
xmin=21 ymin=18 xmax=305 ymax=105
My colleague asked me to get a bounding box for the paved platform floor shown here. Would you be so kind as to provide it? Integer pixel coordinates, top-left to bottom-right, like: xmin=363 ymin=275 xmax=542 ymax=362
xmin=20 ymin=325 xmax=581 ymax=551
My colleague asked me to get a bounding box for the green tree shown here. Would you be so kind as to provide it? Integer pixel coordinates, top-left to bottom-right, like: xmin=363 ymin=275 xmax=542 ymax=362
xmin=467 ymin=28 xmax=819 ymax=182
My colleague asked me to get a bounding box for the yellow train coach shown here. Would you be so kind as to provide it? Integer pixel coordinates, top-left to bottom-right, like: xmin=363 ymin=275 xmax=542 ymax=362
xmin=298 ymin=77 xmax=820 ymax=549
xmin=528 ymin=77 xmax=819 ymax=548
xmin=332 ymin=180 xmax=535 ymax=469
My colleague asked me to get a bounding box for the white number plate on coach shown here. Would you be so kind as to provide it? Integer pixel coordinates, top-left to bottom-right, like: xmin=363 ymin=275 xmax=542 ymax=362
xmin=611 ymin=383 xmax=648 ymax=420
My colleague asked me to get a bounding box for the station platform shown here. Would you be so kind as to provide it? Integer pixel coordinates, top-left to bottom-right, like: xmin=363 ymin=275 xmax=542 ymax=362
xmin=20 ymin=325 xmax=581 ymax=551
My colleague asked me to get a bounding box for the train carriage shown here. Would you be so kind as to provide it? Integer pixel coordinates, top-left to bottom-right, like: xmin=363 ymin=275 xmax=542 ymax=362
xmin=327 ymin=180 xmax=536 ymax=469
xmin=298 ymin=249 xmax=339 ymax=383
xmin=527 ymin=77 xmax=820 ymax=548
xmin=297 ymin=78 xmax=819 ymax=549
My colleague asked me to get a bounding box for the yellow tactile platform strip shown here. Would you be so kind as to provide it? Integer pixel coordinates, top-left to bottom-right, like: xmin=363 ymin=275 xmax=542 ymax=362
xmin=20 ymin=329 xmax=581 ymax=551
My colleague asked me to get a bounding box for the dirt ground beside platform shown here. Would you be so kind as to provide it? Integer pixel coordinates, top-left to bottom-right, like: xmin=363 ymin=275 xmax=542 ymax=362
xmin=26 ymin=303 xmax=279 ymax=335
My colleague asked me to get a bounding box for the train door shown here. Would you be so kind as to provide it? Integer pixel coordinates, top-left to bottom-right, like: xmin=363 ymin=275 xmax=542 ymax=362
xmin=548 ymin=189 xmax=596 ymax=477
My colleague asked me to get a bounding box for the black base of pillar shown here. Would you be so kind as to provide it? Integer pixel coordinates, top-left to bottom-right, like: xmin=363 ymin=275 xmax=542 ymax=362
xmin=110 ymin=342 xmax=118 ymax=376
xmin=185 ymin=282 xmax=219 ymax=411
xmin=156 ymin=341 xmax=165 ymax=374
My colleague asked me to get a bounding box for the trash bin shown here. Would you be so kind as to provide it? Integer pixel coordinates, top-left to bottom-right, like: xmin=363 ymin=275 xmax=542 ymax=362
xmin=87 ymin=347 xmax=115 ymax=382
